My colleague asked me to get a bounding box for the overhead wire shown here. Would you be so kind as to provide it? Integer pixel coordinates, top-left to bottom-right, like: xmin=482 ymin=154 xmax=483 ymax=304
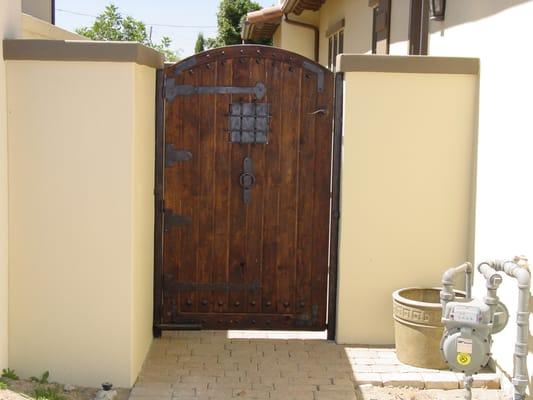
xmin=55 ymin=8 xmax=217 ymax=29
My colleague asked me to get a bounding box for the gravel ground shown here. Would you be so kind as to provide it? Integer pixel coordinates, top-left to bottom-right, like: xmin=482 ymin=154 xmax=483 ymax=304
xmin=0 ymin=380 xmax=130 ymax=400
xmin=0 ymin=379 xmax=505 ymax=400
xmin=357 ymin=385 xmax=506 ymax=400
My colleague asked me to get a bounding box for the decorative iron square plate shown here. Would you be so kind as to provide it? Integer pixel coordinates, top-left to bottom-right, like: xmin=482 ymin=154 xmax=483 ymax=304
xmin=229 ymin=102 xmax=271 ymax=144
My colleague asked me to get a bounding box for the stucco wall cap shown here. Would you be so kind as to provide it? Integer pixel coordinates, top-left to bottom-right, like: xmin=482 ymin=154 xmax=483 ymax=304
xmin=3 ymin=39 xmax=164 ymax=69
xmin=337 ymin=54 xmax=480 ymax=75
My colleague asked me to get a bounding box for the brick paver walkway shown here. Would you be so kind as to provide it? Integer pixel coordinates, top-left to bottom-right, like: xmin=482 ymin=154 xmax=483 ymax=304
xmin=130 ymin=331 xmax=501 ymax=400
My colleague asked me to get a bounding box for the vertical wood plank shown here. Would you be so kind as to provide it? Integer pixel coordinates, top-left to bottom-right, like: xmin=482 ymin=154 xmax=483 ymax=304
xmin=196 ymin=60 xmax=216 ymax=313
xmin=295 ymin=69 xmax=317 ymax=324
xmin=311 ymin=72 xmax=334 ymax=328
xmin=162 ymin=67 xmax=186 ymax=323
xmin=245 ymin=54 xmax=266 ymax=315
xmin=177 ymin=66 xmax=199 ymax=314
xmin=276 ymin=61 xmax=301 ymax=315
xmin=261 ymin=56 xmax=282 ymax=316
xmin=227 ymin=56 xmax=250 ymax=318
xmin=212 ymin=57 xmax=233 ymax=315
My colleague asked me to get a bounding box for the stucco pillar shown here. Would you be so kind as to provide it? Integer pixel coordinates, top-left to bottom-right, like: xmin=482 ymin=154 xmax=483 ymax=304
xmin=0 ymin=0 xmax=21 ymax=370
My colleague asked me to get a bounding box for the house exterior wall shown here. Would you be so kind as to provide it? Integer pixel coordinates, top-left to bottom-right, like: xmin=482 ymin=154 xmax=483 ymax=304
xmin=336 ymin=57 xmax=478 ymax=344
xmin=421 ymin=1 xmax=533 ymax=394
xmin=0 ymin=0 xmax=21 ymax=371
xmin=274 ymin=0 xmax=533 ymax=393
xmin=276 ymin=11 xmax=318 ymax=61
xmin=6 ymin=59 xmax=156 ymax=388
xmin=318 ymin=0 xmax=372 ymax=65
xmin=21 ymin=13 xmax=84 ymax=39
xmin=21 ymin=0 xmax=52 ymax=23
xmin=272 ymin=27 xmax=281 ymax=48
xmin=388 ymin=0 xmax=409 ymax=55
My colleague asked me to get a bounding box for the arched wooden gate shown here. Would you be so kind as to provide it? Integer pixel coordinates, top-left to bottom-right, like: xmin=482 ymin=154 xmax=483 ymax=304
xmin=153 ymin=45 xmax=340 ymax=335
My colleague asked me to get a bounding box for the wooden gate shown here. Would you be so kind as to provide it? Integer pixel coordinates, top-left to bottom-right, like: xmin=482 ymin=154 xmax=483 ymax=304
xmin=154 ymin=45 xmax=339 ymax=334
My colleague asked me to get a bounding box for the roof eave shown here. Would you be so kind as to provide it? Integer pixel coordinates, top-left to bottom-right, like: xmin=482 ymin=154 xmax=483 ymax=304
xmin=242 ymin=0 xmax=324 ymax=40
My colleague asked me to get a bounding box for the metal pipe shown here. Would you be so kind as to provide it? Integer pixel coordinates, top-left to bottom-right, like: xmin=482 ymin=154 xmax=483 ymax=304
xmin=51 ymin=0 xmax=56 ymax=25
xmin=441 ymin=262 xmax=472 ymax=309
xmin=464 ymin=375 xmax=473 ymax=400
xmin=479 ymin=257 xmax=530 ymax=400
xmin=477 ymin=262 xmax=503 ymax=319
xmin=283 ymin=14 xmax=319 ymax=62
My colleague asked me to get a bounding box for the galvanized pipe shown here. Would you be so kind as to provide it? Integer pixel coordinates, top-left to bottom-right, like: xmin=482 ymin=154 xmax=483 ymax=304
xmin=440 ymin=262 xmax=473 ymax=309
xmin=479 ymin=257 xmax=530 ymax=400
xmin=464 ymin=375 xmax=473 ymax=400
xmin=477 ymin=262 xmax=503 ymax=319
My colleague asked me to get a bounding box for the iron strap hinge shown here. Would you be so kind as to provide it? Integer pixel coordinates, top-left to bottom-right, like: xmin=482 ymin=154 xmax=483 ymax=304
xmin=163 ymin=208 xmax=191 ymax=231
xmin=164 ymin=79 xmax=266 ymax=102
xmin=165 ymin=143 xmax=192 ymax=167
xmin=303 ymin=61 xmax=325 ymax=93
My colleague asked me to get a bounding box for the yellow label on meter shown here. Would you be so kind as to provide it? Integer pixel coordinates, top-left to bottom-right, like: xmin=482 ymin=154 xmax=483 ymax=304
xmin=457 ymin=352 xmax=471 ymax=366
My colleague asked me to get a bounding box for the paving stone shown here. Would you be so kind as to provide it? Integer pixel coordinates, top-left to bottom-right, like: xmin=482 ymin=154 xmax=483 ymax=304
xmin=422 ymin=372 xmax=459 ymax=389
xmin=352 ymin=373 xmax=383 ymax=386
xmin=317 ymin=384 xmax=356 ymax=392
xmin=270 ymin=392 xmax=315 ymax=400
xmin=129 ymin=397 xmax=171 ymax=400
xmin=456 ymin=373 xmax=501 ymax=389
xmin=371 ymin=365 xmax=403 ymax=373
xmin=130 ymin=388 xmax=173 ymax=397
xmin=172 ymin=382 xmax=207 ymax=391
xmin=289 ymin=377 xmax=332 ymax=386
xmin=382 ymin=373 xmax=425 ymax=388
xmin=232 ymin=388 xmax=269 ymax=398
xmin=131 ymin=333 xmax=501 ymax=400
xmin=314 ymin=390 xmax=357 ymax=400
xmin=473 ymin=373 xmax=501 ymax=389
xmin=274 ymin=383 xmax=320 ymax=392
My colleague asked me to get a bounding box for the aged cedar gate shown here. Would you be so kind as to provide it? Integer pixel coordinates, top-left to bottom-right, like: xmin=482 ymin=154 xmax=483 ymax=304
xmin=154 ymin=45 xmax=342 ymax=338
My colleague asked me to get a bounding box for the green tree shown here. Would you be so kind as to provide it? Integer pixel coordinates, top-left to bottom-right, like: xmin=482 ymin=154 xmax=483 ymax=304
xmin=195 ymin=32 xmax=206 ymax=53
xmin=207 ymin=0 xmax=272 ymax=48
xmin=76 ymin=4 xmax=179 ymax=62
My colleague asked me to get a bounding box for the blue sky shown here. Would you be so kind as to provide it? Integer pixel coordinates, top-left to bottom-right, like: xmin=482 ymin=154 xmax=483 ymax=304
xmin=55 ymin=0 xmax=274 ymax=57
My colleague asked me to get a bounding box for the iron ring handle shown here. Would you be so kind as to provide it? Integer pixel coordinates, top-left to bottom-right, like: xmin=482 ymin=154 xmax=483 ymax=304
xmin=239 ymin=172 xmax=256 ymax=188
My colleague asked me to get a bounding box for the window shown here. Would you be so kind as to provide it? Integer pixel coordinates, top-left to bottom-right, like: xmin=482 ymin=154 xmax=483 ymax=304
xmin=408 ymin=0 xmax=429 ymax=55
xmin=327 ymin=19 xmax=345 ymax=71
xmin=371 ymin=0 xmax=391 ymax=54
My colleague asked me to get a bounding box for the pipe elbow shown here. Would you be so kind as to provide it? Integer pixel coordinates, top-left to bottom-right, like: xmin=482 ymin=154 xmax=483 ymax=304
xmin=501 ymin=260 xmax=531 ymax=289
xmin=442 ymin=268 xmax=456 ymax=285
xmin=514 ymin=268 xmax=531 ymax=289
xmin=443 ymin=262 xmax=471 ymax=284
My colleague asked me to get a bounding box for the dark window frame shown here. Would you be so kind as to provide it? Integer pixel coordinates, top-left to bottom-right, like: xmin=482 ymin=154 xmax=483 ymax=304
xmin=327 ymin=21 xmax=345 ymax=72
xmin=371 ymin=0 xmax=391 ymax=55
xmin=408 ymin=0 xmax=429 ymax=55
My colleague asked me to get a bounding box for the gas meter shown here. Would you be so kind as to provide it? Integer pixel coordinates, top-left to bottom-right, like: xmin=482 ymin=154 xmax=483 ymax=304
xmin=440 ymin=298 xmax=492 ymax=375
xmin=440 ymin=259 xmax=528 ymax=400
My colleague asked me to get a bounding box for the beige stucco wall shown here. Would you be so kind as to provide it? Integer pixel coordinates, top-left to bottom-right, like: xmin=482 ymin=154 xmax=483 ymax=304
xmin=318 ymin=0 xmax=372 ymax=66
xmin=21 ymin=0 xmax=51 ymax=23
xmin=131 ymin=64 xmax=155 ymax=384
xmin=422 ymin=1 xmax=533 ymax=396
xmin=277 ymin=11 xmax=318 ymax=61
xmin=272 ymin=27 xmax=281 ymax=48
xmin=0 ymin=0 xmax=21 ymax=371
xmin=337 ymin=69 xmax=478 ymax=344
xmin=22 ymin=13 xmax=85 ymax=40
xmin=6 ymin=60 xmax=155 ymax=387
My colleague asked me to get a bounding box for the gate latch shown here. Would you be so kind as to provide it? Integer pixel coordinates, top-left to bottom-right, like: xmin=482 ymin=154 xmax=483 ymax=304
xmin=239 ymin=157 xmax=255 ymax=204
